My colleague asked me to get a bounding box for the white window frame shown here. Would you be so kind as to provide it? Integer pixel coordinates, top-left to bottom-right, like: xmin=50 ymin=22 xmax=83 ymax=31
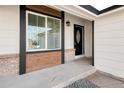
xmin=26 ymin=11 xmax=61 ymax=52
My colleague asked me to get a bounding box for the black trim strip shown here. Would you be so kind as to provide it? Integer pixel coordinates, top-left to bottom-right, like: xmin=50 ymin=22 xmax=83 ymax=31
xmin=92 ymin=21 xmax=94 ymax=66
xmin=26 ymin=8 xmax=61 ymax=19
xmin=19 ymin=5 xmax=26 ymax=75
xmin=99 ymin=5 xmax=123 ymax=14
xmin=27 ymin=50 xmax=61 ymax=54
xmin=61 ymin=11 xmax=65 ymax=64
xmin=80 ymin=5 xmax=123 ymax=15
xmin=79 ymin=5 xmax=99 ymax=15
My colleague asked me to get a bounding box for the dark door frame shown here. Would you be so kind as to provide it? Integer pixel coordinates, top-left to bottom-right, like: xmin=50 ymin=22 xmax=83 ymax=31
xmin=74 ymin=24 xmax=84 ymax=56
xmin=74 ymin=23 xmax=94 ymax=66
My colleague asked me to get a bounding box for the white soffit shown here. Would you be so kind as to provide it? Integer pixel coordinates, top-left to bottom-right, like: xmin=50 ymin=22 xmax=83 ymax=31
xmin=97 ymin=6 xmax=124 ymax=17
xmin=49 ymin=5 xmax=124 ymax=20
xmin=50 ymin=5 xmax=96 ymax=21
xmin=73 ymin=5 xmax=97 ymax=17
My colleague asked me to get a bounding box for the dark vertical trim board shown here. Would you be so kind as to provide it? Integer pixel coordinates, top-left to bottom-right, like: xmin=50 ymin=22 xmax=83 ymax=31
xmin=19 ymin=5 xmax=26 ymax=75
xmin=82 ymin=26 xmax=85 ymax=55
xmin=92 ymin=21 xmax=94 ymax=66
xmin=61 ymin=11 xmax=65 ymax=64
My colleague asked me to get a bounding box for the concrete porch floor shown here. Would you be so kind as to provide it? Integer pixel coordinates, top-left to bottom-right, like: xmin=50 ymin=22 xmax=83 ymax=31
xmin=0 ymin=57 xmax=124 ymax=88
xmin=0 ymin=58 xmax=96 ymax=88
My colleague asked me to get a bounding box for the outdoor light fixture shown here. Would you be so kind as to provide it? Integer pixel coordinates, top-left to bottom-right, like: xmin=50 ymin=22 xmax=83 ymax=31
xmin=66 ymin=21 xmax=71 ymax=26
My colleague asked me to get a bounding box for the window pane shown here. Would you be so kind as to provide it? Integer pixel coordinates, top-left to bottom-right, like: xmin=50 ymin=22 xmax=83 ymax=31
xmin=27 ymin=13 xmax=45 ymax=50
xmin=38 ymin=16 xmax=45 ymax=27
xmin=47 ymin=17 xmax=60 ymax=49
xmin=37 ymin=16 xmax=45 ymax=49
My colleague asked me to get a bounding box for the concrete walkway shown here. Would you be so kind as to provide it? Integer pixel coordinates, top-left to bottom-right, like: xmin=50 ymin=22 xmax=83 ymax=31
xmin=0 ymin=58 xmax=96 ymax=88
xmin=86 ymin=71 xmax=124 ymax=88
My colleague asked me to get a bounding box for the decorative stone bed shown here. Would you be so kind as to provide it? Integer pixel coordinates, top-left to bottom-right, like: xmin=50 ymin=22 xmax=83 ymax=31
xmin=65 ymin=79 xmax=99 ymax=88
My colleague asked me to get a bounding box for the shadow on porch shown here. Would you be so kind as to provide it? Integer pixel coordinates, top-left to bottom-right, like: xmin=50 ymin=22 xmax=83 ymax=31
xmin=72 ymin=57 xmax=92 ymax=65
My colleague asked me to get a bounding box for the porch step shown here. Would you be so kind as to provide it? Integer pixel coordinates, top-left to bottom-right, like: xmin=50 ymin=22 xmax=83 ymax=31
xmin=53 ymin=67 xmax=96 ymax=88
xmin=0 ymin=61 xmax=96 ymax=88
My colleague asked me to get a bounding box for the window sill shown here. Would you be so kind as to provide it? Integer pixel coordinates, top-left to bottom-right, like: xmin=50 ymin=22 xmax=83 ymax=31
xmin=26 ymin=49 xmax=62 ymax=54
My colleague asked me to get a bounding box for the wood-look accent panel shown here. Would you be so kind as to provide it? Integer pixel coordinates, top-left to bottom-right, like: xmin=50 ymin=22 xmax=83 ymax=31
xmin=26 ymin=5 xmax=61 ymax=18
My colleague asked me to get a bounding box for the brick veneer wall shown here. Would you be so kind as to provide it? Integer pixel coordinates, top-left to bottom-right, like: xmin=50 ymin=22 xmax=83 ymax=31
xmin=0 ymin=51 xmax=61 ymax=75
xmin=65 ymin=49 xmax=75 ymax=63
xmin=0 ymin=54 xmax=19 ymax=76
xmin=26 ymin=51 xmax=61 ymax=72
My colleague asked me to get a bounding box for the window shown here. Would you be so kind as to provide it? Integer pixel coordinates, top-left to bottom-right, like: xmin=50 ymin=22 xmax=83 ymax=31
xmin=47 ymin=17 xmax=61 ymax=49
xmin=27 ymin=11 xmax=61 ymax=52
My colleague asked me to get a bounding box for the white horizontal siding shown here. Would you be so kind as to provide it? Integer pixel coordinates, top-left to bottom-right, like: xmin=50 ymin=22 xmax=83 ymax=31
xmin=0 ymin=6 xmax=19 ymax=55
xmin=94 ymin=9 xmax=124 ymax=78
xmin=95 ymin=59 xmax=124 ymax=78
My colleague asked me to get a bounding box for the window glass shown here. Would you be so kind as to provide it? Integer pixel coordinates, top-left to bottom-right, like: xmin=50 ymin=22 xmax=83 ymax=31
xmin=27 ymin=12 xmax=61 ymax=51
xmin=37 ymin=16 xmax=45 ymax=49
xmin=28 ymin=13 xmax=45 ymax=50
xmin=47 ymin=17 xmax=60 ymax=49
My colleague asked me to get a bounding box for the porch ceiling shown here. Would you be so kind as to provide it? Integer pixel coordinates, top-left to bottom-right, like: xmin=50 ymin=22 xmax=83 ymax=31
xmin=48 ymin=5 xmax=97 ymax=21
xmin=49 ymin=5 xmax=124 ymax=20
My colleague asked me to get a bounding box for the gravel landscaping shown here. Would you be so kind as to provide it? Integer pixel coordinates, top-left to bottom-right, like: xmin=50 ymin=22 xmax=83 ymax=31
xmin=65 ymin=79 xmax=99 ymax=88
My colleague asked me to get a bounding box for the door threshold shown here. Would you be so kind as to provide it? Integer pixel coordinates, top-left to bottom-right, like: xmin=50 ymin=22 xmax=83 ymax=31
xmin=75 ymin=55 xmax=85 ymax=59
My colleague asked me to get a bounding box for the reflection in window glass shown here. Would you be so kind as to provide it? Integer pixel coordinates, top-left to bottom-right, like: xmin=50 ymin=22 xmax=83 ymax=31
xmin=47 ymin=17 xmax=60 ymax=49
xmin=37 ymin=16 xmax=45 ymax=49
xmin=28 ymin=14 xmax=45 ymax=50
xmin=27 ymin=12 xmax=61 ymax=51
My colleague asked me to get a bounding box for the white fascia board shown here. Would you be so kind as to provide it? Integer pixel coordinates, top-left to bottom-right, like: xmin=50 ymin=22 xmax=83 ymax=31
xmin=73 ymin=5 xmax=97 ymax=17
xmin=50 ymin=5 xmax=96 ymax=21
xmin=74 ymin=5 xmax=124 ymax=18
xmin=98 ymin=6 xmax=124 ymax=17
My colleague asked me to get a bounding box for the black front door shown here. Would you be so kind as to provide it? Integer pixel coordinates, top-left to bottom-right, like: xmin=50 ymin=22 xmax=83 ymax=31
xmin=74 ymin=24 xmax=84 ymax=55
